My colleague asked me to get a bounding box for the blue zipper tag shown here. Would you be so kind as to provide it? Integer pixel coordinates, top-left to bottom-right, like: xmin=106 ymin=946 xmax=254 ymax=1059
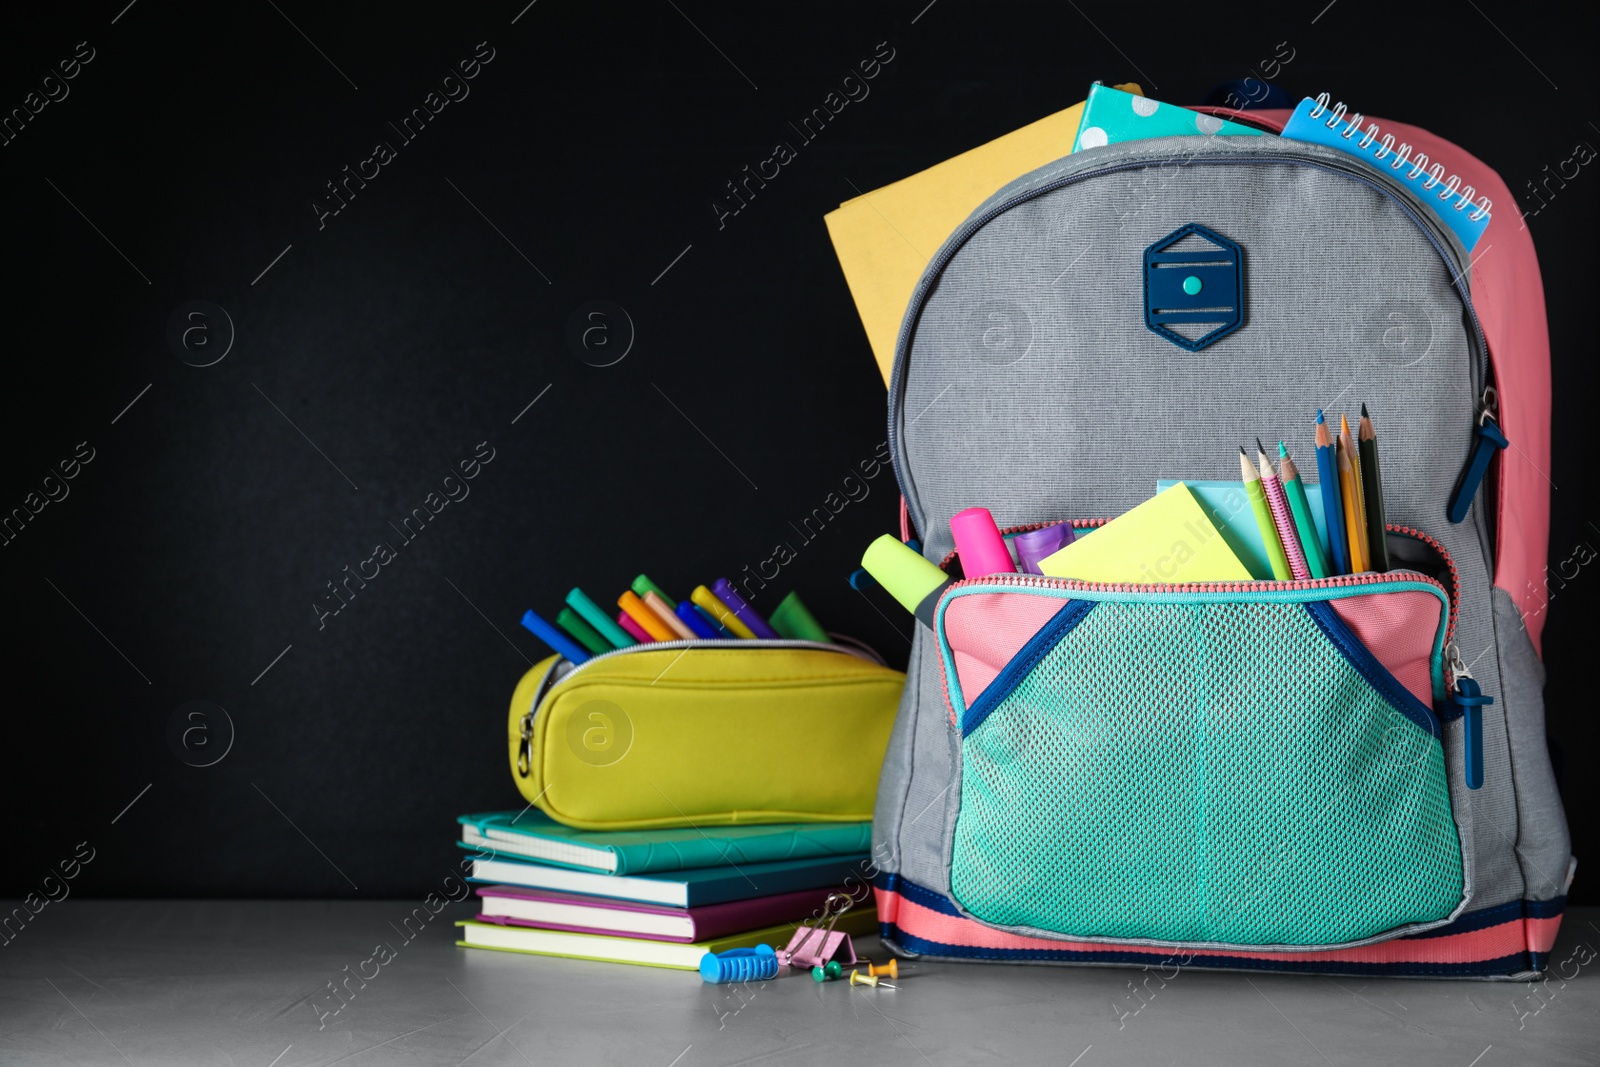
xmin=1447 ymin=417 xmax=1508 ymax=524
xmin=1448 ymin=677 xmax=1493 ymax=790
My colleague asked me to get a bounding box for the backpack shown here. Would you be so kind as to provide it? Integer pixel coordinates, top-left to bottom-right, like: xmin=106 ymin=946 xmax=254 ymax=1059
xmin=870 ymin=102 xmax=1572 ymax=979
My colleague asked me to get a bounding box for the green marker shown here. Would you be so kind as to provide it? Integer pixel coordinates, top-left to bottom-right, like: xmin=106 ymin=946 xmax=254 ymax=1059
xmin=768 ymin=591 xmax=832 ymax=643
xmin=565 ymin=587 xmax=636 ymax=649
xmin=557 ymin=606 xmax=613 ymax=656
xmin=631 ymin=574 xmax=676 ymax=609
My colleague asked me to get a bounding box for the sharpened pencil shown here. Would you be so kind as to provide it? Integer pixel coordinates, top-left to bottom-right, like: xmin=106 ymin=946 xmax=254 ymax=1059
xmin=1336 ymin=434 xmax=1368 ymax=573
xmin=1358 ymin=403 xmax=1391 ymax=572
xmin=1315 ymin=411 xmax=1349 ymax=575
xmin=1279 ymin=441 xmax=1329 ymax=579
xmin=1340 ymin=414 xmax=1371 ymax=571
xmin=1257 ymin=439 xmax=1310 ymax=580
xmin=1242 ymin=447 xmax=1293 ymax=580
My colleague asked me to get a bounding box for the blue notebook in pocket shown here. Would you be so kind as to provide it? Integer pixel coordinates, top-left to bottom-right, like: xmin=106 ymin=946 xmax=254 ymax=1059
xmin=1156 ymin=479 xmax=1331 ymax=582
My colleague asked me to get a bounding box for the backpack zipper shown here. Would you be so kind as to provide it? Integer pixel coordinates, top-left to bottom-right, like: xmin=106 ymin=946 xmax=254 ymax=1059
xmin=938 ymin=519 xmax=1460 ymax=646
xmin=888 ymin=148 xmax=1491 ymax=547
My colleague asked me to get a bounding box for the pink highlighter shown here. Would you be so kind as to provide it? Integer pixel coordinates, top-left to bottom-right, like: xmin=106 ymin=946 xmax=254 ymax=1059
xmin=949 ymin=507 xmax=1016 ymax=577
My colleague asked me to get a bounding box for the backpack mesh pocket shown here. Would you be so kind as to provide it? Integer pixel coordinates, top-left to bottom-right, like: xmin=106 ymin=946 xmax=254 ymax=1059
xmin=948 ymin=592 xmax=1463 ymax=948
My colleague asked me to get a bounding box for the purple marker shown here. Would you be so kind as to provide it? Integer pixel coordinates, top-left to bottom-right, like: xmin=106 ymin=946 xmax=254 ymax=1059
xmin=1013 ymin=523 xmax=1076 ymax=575
xmin=711 ymin=578 xmax=779 ymax=639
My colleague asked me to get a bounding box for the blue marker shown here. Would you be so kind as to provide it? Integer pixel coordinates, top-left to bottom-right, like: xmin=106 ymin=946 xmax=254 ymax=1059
xmin=691 ymin=603 xmax=735 ymax=638
xmin=521 ymin=608 xmax=591 ymax=664
xmin=675 ymin=600 xmax=719 ymax=639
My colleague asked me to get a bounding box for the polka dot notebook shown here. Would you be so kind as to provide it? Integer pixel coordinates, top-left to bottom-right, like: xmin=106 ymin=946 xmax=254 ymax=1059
xmin=1069 ymin=82 xmax=1265 ymax=153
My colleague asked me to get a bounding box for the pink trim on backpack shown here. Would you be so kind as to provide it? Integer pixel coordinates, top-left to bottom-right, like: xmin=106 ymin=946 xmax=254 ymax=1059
xmin=878 ymin=887 xmax=1558 ymax=968
xmin=1200 ymin=106 xmax=1552 ymax=655
xmin=1328 ymin=589 xmax=1444 ymax=706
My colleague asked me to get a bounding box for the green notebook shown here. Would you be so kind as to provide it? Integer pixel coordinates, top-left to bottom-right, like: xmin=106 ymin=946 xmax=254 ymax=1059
xmin=455 ymin=909 xmax=877 ymax=971
xmin=458 ymin=810 xmax=873 ymax=876
xmin=1071 ymin=82 xmax=1264 ymax=152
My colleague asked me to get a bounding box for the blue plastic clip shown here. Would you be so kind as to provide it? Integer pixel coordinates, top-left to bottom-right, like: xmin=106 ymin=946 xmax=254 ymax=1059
xmin=700 ymin=944 xmax=778 ymax=984
xmin=1448 ymin=404 xmax=1509 ymax=524
xmin=1451 ymin=676 xmax=1494 ymax=791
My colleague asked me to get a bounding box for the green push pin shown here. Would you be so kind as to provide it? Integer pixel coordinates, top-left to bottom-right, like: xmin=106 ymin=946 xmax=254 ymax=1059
xmin=811 ymin=960 xmax=843 ymax=982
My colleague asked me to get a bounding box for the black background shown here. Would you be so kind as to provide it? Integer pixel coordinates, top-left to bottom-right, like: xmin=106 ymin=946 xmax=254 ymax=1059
xmin=1 ymin=1 xmax=1594 ymax=902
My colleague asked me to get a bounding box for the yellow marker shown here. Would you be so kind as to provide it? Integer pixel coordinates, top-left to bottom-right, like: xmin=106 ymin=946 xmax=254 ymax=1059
xmin=642 ymin=590 xmax=696 ymax=640
xmin=689 ymin=585 xmax=756 ymax=639
xmin=618 ymin=591 xmax=677 ymax=642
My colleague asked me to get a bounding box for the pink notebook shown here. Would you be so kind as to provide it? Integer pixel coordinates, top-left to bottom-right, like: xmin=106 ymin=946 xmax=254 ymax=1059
xmin=475 ymin=884 xmax=868 ymax=943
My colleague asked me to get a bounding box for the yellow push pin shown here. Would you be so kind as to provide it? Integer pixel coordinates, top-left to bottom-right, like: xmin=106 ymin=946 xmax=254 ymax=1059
xmin=860 ymin=959 xmax=898 ymax=980
xmin=849 ymin=969 xmax=897 ymax=990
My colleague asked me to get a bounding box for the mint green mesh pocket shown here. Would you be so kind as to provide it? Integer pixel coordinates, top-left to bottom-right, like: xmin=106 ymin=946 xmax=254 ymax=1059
xmin=949 ymin=595 xmax=1463 ymax=947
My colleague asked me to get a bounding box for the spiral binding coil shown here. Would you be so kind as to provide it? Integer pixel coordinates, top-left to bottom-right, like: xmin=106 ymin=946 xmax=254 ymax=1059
xmin=1307 ymin=93 xmax=1491 ymax=221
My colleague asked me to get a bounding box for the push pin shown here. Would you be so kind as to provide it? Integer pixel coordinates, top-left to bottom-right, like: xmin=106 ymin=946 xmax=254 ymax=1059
xmin=811 ymin=960 xmax=844 ymax=982
xmin=849 ymin=969 xmax=897 ymax=990
xmin=859 ymin=959 xmax=898 ymax=980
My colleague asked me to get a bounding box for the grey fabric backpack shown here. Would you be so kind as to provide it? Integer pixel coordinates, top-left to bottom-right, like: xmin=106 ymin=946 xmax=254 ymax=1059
xmin=870 ymin=121 xmax=1572 ymax=979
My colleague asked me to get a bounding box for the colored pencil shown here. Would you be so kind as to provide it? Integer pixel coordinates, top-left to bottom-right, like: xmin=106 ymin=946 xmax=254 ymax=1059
xmin=1358 ymin=403 xmax=1391 ymax=572
xmin=1336 ymin=436 xmax=1368 ymax=572
xmin=1278 ymin=441 xmax=1328 ymax=579
xmin=1257 ymin=439 xmax=1310 ymax=580
xmin=1315 ymin=411 xmax=1349 ymax=575
xmin=1339 ymin=414 xmax=1370 ymax=571
xmin=1241 ymin=447 xmax=1292 ymax=580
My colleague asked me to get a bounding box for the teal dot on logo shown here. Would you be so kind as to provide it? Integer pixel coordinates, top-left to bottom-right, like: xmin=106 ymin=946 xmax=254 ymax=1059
xmin=1182 ymin=275 xmax=1202 ymax=296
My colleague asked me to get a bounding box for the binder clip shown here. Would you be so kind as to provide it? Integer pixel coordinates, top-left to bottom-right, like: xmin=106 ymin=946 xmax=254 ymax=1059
xmin=776 ymin=892 xmax=857 ymax=970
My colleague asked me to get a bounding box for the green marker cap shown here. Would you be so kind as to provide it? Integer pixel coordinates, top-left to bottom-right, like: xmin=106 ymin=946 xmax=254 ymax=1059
xmin=631 ymin=573 xmax=675 ymax=609
xmin=768 ymin=591 xmax=832 ymax=643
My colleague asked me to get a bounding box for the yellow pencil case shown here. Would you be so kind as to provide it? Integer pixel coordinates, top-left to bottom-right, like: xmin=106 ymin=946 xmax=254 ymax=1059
xmin=507 ymin=639 xmax=905 ymax=830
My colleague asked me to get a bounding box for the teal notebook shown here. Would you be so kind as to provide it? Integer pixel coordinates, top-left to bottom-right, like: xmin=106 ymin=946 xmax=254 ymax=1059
xmin=1156 ymin=479 xmax=1330 ymax=581
xmin=458 ymin=810 xmax=872 ymax=876
xmin=1071 ymin=82 xmax=1264 ymax=153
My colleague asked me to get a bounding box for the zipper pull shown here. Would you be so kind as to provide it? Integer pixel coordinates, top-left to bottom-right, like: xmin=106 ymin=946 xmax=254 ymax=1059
xmin=1444 ymin=641 xmax=1491 ymax=789
xmin=517 ymin=710 xmax=535 ymax=778
xmin=1447 ymin=387 xmax=1508 ymax=524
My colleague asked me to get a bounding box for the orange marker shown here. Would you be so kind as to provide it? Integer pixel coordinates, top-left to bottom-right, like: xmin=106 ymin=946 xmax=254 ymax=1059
xmin=618 ymin=590 xmax=676 ymax=641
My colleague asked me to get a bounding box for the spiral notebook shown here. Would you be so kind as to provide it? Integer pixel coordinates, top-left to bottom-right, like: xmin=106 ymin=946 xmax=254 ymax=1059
xmin=1280 ymin=94 xmax=1491 ymax=252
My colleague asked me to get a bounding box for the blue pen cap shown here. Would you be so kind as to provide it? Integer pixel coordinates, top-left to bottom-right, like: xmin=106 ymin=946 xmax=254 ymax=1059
xmin=520 ymin=609 xmax=591 ymax=664
xmin=675 ymin=600 xmax=719 ymax=639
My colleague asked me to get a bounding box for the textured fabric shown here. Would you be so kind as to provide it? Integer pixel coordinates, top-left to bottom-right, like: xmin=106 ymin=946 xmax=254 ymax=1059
xmin=1201 ymin=110 xmax=1554 ymax=652
xmin=871 ymin=131 xmax=1570 ymax=974
xmin=877 ymin=877 xmax=1562 ymax=979
xmin=948 ymin=595 xmax=1462 ymax=946
xmin=1328 ymin=589 xmax=1443 ymax=706
xmin=1492 ymin=587 xmax=1573 ymax=902
xmin=944 ymin=591 xmax=1069 ymax=712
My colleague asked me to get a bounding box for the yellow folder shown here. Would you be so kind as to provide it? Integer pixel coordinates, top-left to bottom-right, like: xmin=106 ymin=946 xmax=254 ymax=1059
xmin=823 ymin=85 xmax=1142 ymax=386
xmin=1038 ymin=483 xmax=1251 ymax=584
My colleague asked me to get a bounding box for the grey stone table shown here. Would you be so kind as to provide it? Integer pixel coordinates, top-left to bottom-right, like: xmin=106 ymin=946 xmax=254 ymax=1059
xmin=1 ymin=901 xmax=1596 ymax=1066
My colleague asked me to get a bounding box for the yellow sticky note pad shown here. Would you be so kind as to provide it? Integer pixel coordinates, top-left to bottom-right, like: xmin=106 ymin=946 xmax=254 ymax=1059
xmin=1038 ymin=483 xmax=1252 ymax=584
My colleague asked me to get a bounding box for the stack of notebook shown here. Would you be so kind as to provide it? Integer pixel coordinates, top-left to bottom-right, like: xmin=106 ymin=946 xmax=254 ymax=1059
xmin=453 ymin=810 xmax=876 ymax=970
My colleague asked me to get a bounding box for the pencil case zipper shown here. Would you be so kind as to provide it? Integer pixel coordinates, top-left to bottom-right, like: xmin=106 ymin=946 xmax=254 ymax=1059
xmin=515 ymin=638 xmax=883 ymax=778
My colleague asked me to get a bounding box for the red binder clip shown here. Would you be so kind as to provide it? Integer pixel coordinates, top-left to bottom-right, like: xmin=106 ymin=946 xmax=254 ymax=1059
xmin=777 ymin=892 xmax=857 ymax=969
